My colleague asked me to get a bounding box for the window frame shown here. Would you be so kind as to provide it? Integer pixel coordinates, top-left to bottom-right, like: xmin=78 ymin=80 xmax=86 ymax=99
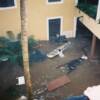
xmin=0 ymin=0 xmax=17 ymax=10
xmin=47 ymin=0 xmax=64 ymax=5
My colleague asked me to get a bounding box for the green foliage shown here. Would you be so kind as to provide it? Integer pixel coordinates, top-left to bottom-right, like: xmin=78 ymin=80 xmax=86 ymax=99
xmin=77 ymin=1 xmax=97 ymax=19
xmin=28 ymin=36 xmax=38 ymax=52
xmin=6 ymin=31 xmax=15 ymax=40
xmin=6 ymin=86 xmax=20 ymax=97
xmin=0 ymin=32 xmax=38 ymax=66
xmin=17 ymin=32 xmax=21 ymax=40
xmin=0 ymin=37 xmax=10 ymax=47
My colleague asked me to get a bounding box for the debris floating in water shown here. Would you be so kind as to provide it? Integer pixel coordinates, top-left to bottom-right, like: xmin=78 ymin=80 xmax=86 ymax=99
xmin=57 ymin=55 xmax=88 ymax=73
xmin=16 ymin=76 xmax=25 ymax=85
xmin=47 ymin=42 xmax=71 ymax=58
xmin=47 ymin=75 xmax=71 ymax=91
xmin=33 ymin=87 xmax=47 ymax=96
xmin=17 ymin=95 xmax=27 ymax=100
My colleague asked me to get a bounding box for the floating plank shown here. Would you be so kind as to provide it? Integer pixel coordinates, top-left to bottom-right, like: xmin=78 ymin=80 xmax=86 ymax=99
xmin=47 ymin=75 xmax=71 ymax=91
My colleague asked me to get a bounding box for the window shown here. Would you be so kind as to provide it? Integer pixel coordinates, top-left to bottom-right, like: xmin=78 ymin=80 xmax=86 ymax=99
xmin=0 ymin=0 xmax=16 ymax=10
xmin=47 ymin=0 xmax=64 ymax=4
xmin=48 ymin=0 xmax=61 ymax=2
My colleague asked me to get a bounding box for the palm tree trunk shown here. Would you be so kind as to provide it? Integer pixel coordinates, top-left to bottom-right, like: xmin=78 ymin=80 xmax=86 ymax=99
xmin=20 ymin=0 xmax=33 ymax=99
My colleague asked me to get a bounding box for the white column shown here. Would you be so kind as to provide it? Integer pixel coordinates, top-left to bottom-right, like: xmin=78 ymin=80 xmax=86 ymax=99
xmin=73 ymin=17 xmax=77 ymax=37
xmin=75 ymin=0 xmax=78 ymax=6
xmin=96 ymin=0 xmax=100 ymax=23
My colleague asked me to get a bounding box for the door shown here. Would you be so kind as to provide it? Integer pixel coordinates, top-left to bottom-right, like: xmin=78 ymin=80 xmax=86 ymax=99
xmin=48 ymin=18 xmax=61 ymax=41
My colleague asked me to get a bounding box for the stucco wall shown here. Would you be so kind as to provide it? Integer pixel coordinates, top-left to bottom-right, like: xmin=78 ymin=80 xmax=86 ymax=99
xmin=0 ymin=0 xmax=75 ymax=40
xmin=0 ymin=0 xmax=20 ymax=37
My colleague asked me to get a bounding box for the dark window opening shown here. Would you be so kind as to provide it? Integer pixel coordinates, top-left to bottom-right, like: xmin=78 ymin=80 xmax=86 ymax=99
xmin=77 ymin=0 xmax=98 ymax=19
xmin=48 ymin=0 xmax=61 ymax=3
xmin=0 ymin=0 xmax=15 ymax=7
xmin=79 ymin=0 xmax=98 ymax=5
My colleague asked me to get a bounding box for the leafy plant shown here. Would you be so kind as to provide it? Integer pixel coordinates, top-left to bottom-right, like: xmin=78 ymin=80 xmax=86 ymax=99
xmin=0 ymin=37 xmax=10 ymax=47
xmin=0 ymin=33 xmax=38 ymax=66
xmin=6 ymin=86 xmax=20 ymax=97
xmin=28 ymin=36 xmax=38 ymax=52
xmin=6 ymin=31 xmax=15 ymax=40
xmin=78 ymin=1 xmax=97 ymax=19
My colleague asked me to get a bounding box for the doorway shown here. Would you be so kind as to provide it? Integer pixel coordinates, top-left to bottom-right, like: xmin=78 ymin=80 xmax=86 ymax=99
xmin=76 ymin=19 xmax=93 ymax=56
xmin=47 ymin=17 xmax=62 ymax=41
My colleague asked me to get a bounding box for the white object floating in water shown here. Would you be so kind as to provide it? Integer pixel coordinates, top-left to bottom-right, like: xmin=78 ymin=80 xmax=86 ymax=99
xmin=58 ymin=49 xmax=64 ymax=58
xmin=16 ymin=76 xmax=25 ymax=85
xmin=47 ymin=42 xmax=71 ymax=58
xmin=17 ymin=95 xmax=27 ymax=100
xmin=0 ymin=56 xmax=8 ymax=61
xmin=81 ymin=55 xmax=88 ymax=60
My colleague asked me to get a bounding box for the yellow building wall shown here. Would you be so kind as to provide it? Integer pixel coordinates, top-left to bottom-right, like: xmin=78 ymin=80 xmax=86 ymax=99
xmin=0 ymin=0 xmax=21 ymax=37
xmin=0 ymin=0 xmax=75 ymax=40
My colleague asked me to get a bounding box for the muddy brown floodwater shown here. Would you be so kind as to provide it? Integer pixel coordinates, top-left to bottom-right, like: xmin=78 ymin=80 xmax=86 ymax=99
xmin=0 ymin=38 xmax=100 ymax=100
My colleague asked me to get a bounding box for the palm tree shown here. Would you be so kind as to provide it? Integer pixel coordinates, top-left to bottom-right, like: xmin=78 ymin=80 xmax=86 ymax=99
xmin=20 ymin=0 xmax=33 ymax=99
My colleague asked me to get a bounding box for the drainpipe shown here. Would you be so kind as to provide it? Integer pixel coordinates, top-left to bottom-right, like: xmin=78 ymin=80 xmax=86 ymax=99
xmin=96 ymin=0 xmax=100 ymax=24
xmin=90 ymin=34 xmax=97 ymax=60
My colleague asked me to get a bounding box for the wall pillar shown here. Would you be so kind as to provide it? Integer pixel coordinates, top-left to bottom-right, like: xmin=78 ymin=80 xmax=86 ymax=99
xmin=90 ymin=34 xmax=97 ymax=59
